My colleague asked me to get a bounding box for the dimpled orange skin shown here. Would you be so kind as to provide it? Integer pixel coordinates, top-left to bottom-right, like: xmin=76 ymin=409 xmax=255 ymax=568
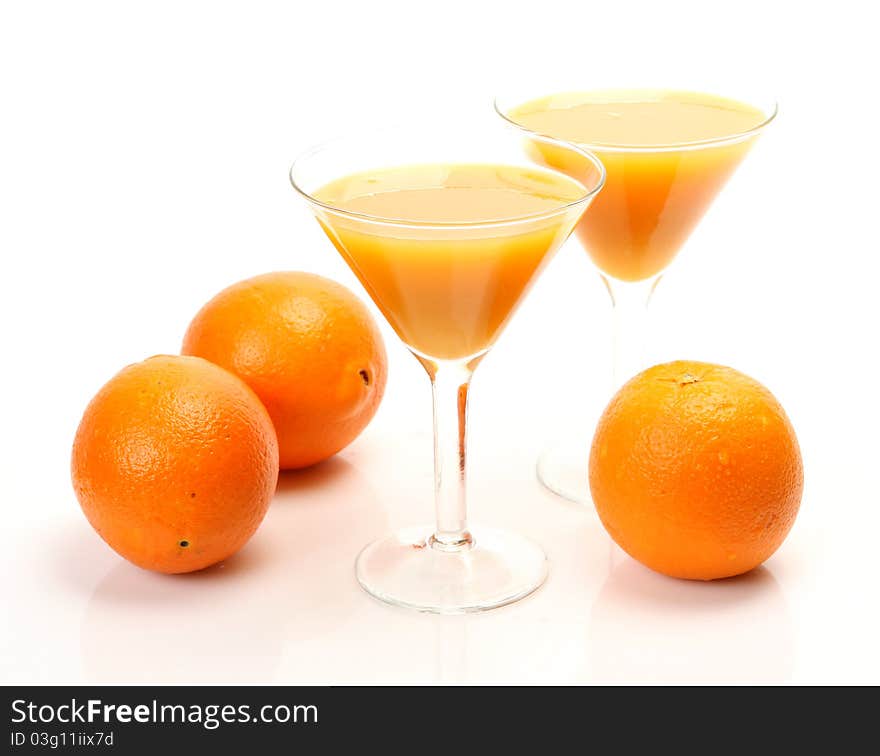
xmin=71 ymin=355 xmax=279 ymax=574
xmin=182 ymin=272 xmax=387 ymax=470
xmin=589 ymin=361 xmax=803 ymax=581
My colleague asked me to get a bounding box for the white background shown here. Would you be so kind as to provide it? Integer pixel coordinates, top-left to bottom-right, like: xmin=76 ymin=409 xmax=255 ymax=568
xmin=1 ymin=0 xmax=878 ymax=684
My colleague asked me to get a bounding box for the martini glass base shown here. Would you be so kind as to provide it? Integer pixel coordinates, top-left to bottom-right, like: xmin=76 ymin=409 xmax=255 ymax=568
xmin=355 ymin=526 xmax=548 ymax=614
xmin=536 ymin=437 xmax=594 ymax=506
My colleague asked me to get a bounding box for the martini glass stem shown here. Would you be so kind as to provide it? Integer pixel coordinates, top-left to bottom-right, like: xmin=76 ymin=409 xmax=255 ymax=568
xmin=423 ymin=358 xmax=476 ymax=551
xmin=603 ymin=274 xmax=662 ymax=387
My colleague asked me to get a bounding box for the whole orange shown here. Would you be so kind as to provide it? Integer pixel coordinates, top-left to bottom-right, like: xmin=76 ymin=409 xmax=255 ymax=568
xmin=182 ymin=272 xmax=387 ymax=469
xmin=589 ymin=360 xmax=803 ymax=580
xmin=71 ymin=355 xmax=279 ymax=574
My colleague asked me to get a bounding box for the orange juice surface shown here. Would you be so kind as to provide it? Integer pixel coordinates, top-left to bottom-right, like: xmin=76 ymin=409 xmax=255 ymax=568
xmin=508 ymin=90 xmax=767 ymax=281
xmin=314 ymin=164 xmax=585 ymax=360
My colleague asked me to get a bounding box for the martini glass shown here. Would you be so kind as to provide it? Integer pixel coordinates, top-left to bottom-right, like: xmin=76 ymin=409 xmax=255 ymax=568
xmin=290 ymin=125 xmax=605 ymax=613
xmin=496 ymin=87 xmax=777 ymax=505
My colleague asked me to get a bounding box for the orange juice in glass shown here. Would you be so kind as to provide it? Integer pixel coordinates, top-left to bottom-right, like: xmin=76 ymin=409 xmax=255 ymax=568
xmin=497 ymin=88 xmax=777 ymax=504
xmin=313 ymin=163 xmax=587 ymax=361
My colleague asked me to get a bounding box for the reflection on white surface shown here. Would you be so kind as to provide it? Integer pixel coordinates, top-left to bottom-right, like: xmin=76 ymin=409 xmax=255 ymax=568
xmin=81 ymin=457 xmax=388 ymax=684
xmin=588 ymin=551 xmax=794 ymax=683
xmin=83 ymin=547 xmax=286 ymax=683
xmin=4 ymin=435 xmax=835 ymax=684
xmin=434 ymin=616 xmax=468 ymax=682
